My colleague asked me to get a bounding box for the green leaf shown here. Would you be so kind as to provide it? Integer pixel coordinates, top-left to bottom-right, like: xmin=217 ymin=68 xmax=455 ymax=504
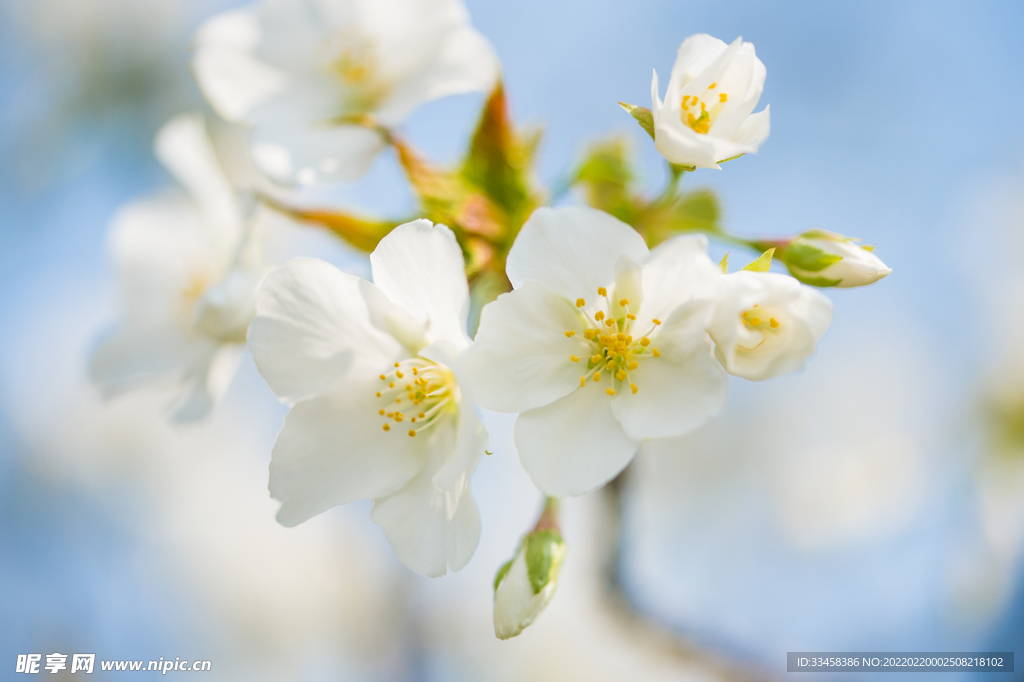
xmin=493 ymin=558 xmax=514 ymax=595
xmin=789 ymin=273 xmax=843 ymax=287
xmin=782 ymin=241 xmax=843 ymax=272
xmin=742 ymin=247 xmax=775 ymax=272
xmin=525 ymin=529 xmax=565 ymax=595
xmin=719 ymin=252 xmax=729 ymax=274
xmin=618 ymin=102 xmax=655 ymax=140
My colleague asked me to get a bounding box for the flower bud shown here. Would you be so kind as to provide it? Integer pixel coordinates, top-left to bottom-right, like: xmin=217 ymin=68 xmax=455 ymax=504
xmin=776 ymin=230 xmax=891 ymax=288
xmin=493 ymin=501 xmax=566 ymax=639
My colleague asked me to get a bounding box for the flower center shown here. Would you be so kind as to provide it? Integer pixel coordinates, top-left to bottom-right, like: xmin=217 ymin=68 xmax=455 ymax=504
xmin=566 ymin=287 xmax=662 ymax=397
xmin=318 ymin=31 xmax=390 ymax=113
xmin=738 ymin=303 xmax=781 ymax=348
xmin=681 ymin=82 xmax=728 ymax=135
xmin=375 ymin=358 xmax=456 ymax=437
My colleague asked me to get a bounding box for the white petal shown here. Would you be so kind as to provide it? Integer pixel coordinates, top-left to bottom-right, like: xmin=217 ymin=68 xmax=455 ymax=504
xmin=636 ymin=234 xmax=720 ymax=328
xmin=90 ymin=325 xmax=207 ymax=397
xmin=506 ymin=206 xmax=649 ymax=302
xmin=458 ymin=281 xmax=591 ymax=413
xmin=371 ymin=403 xmax=487 ymax=576
xmin=667 ymin=33 xmax=729 ymax=94
xmin=153 ymin=114 xmax=242 ymax=249
xmin=611 ymin=302 xmax=727 ymax=440
xmin=172 ymin=344 xmax=244 ymax=423
xmin=248 ymin=258 xmax=402 ymax=403
xmin=370 ymin=220 xmax=471 ymax=349
xmin=653 ymin=117 xmax=720 ymax=169
xmin=731 ymin=105 xmax=771 ymax=150
xmin=612 ymin=254 xmax=644 ymax=315
xmin=514 ymin=384 xmax=641 ymax=497
xmin=270 ymin=383 xmax=427 ymax=526
xmin=250 ymin=123 xmax=386 ymax=186
xmin=191 ymin=9 xmax=289 ymax=121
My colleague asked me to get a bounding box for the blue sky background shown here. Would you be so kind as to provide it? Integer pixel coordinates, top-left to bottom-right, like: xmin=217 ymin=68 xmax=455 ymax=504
xmin=2 ymin=0 xmax=1024 ymax=679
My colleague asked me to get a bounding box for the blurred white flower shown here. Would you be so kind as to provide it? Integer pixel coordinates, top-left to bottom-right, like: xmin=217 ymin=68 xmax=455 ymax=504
xmin=780 ymin=231 xmax=892 ymax=288
xmin=651 ymin=34 xmax=770 ymax=169
xmin=707 ymin=272 xmax=832 ymax=381
xmin=90 ymin=113 xmax=267 ymax=422
xmin=493 ymin=528 xmax=565 ymax=640
xmin=248 ymin=220 xmax=488 ymax=577
xmin=191 ymin=0 xmax=500 ymax=186
xmin=460 ymin=207 xmax=727 ymax=496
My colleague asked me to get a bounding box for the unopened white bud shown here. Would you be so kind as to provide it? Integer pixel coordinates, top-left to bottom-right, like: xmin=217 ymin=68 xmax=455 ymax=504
xmin=779 ymin=230 xmax=891 ymax=288
xmin=493 ymin=528 xmax=565 ymax=640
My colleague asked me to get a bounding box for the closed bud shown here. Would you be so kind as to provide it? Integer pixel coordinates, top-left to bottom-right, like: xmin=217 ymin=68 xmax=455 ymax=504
xmin=776 ymin=230 xmax=891 ymax=288
xmin=493 ymin=499 xmax=565 ymax=639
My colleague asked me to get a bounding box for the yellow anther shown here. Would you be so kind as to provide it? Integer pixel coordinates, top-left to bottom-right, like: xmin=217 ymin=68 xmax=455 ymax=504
xmin=591 ymin=355 xmax=602 ymax=363
xmin=616 ymin=370 xmax=627 ymax=381
xmin=598 ymin=287 xmax=607 ymax=296
xmin=383 ymin=424 xmax=391 ymax=432
xmin=394 ymin=414 xmax=403 ymax=422
xmin=653 ymin=318 xmax=662 ymax=325
xmin=379 ymin=409 xmax=385 ymax=416
xmin=408 ymin=430 xmax=416 ymax=437
xmin=580 ymin=376 xmax=586 ymax=387
xmin=593 ymin=373 xmax=601 ymax=382
xmin=605 ymin=318 xmax=616 ymax=327
xmin=628 ymin=361 xmax=638 ymax=370
xmin=652 ymin=347 xmax=661 ymax=357
xmin=419 ymin=412 xmax=426 ymax=418
xmin=751 ymin=318 xmax=760 ymax=325
xmin=411 ymin=417 xmax=417 ymax=423
xmin=626 ymin=313 xmax=636 ymax=320
xmin=396 ymin=371 xmax=404 ymax=378
xmin=565 ymin=330 xmax=576 ymax=337
xmin=389 ymin=382 xmax=395 ymax=388
xmin=405 ymin=384 xmax=412 ymax=390
xmin=753 ymin=303 xmax=759 ymax=307
xmin=379 ymin=374 xmax=386 ymax=380
xmin=595 ymin=310 xmax=605 ymax=321
xmin=606 ymin=361 xmax=614 ymax=370
xmin=396 ymin=398 xmax=401 ymax=403
xmin=708 ymin=82 xmax=717 ymax=89
xmin=606 ymin=388 xmax=616 ymax=396
xmin=394 ymin=362 xmax=400 ymax=368
xmin=640 ymin=337 xmax=650 ymax=347
xmin=376 ymin=391 xmax=382 ymax=397
xmin=683 ymin=95 xmax=690 ymax=104
xmin=576 ymin=298 xmax=586 ymax=307
xmin=719 ymin=92 xmax=728 ymax=102
xmin=770 ymin=318 xmax=779 ymax=328
xmin=701 ymin=101 xmax=706 ymax=111
xmin=570 ymin=355 xmax=580 ymax=362
xmin=631 ymin=383 xmax=638 ymax=394
xmin=619 ymin=298 xmax=629 ymax=306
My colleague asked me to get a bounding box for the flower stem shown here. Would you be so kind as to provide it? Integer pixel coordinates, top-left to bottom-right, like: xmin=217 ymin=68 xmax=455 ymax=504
xmin=533 ymin=496 xmax=560 ymax=532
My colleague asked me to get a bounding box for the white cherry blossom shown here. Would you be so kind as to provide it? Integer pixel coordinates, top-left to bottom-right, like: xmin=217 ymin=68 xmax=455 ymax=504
xmin=247 ymin=220 xmax=487 ymax=577
xmin=459 ymin=207 xmax=727 ymax=497
xmin=708 ymin=271 xmax=833 ymax=381
xmin=90 ymin=113 xmax=266 ymax=422
xmin=191 ymin=0 xmax=499 ymax=185
xmin=651 ymin=34 xmax=770 ymax=169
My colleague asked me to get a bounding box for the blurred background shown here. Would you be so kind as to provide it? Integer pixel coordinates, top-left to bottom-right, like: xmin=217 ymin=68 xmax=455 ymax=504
xmin=2 ymin=0 xmax=1024 ymax=679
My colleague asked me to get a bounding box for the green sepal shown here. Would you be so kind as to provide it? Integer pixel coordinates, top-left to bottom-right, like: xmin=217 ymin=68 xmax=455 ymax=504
xmin=860 ymin=244 xmax=875 ymax=252
xmin=718 ymin=252 xmax=729 ymax=274
xmin=525 ymin=529 xmax=565 ymax=595
xmin=789 ymin=272 xmax=842 ymax=287
xmin=782 ymin=241 xmax=842 ymax=273
xmin=618 ymin=102 xmax=655 ymax=140
xmin=742 ymin=247 xmax=775 ymax=273
xmin=493 ymin=557 xmax=514 ymax=595
xmin=716 ymin=153 xmax=745 ymax=164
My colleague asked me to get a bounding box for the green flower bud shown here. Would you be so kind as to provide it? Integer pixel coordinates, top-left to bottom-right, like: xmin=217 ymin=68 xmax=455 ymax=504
xmin=493 ymin=509 xmax=566 ymax=639
xmin=775 ymin=229 xmax=891 ymax=288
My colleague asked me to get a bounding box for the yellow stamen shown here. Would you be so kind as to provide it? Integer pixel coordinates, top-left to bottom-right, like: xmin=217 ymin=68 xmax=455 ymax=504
xmin=576 ymin=298 xmax=586 ymax=307
xmin=626 ymin=313 xmax=636 ymax=320
xmin=584 ymin=329 xmax=596 ymax=340
xmin=411 ymin=417 xmax=417 ymax=423
xmin=653 ymin=318 xmax=662 ymax=325
xmin=383 ymin=424 xmax=391 ymax=432
xmin=595 ymin=311 xmax=605 ymax=321
xmin=418 ymin=412 xmax=426 ymax=419
xmin=580 ymin=376 xmax=586 ymax=387
xmin=628 ymin=361 xmax=638 ymax=370
xmin=631 ymin=383 xmax=638 ymax=394
xmin=379 ymin=374 xmax=386 ymax=380
xmin=597 ymin=287 xmax=607 ymax=296
xmin=640 ymin=337 xmax=650 ymax=347
xmin=565 ymin=330 xmax=576 ymax=337
xmin=619 ymin=298 xmax=629 ymax=306
xmin=379 ymin=409 xmax=385 ymax=416
xmin=770 ymin=318 xmax=779 ymax=328
xmin=605 ymin=318 xmax=616 ymax=327
xmin=606 ymin=388 xmax=616 ymax=396
xmin=408 ymin=430 xmax=416 ymax=437
xmin=389 ymin=382 xmax=395 ymax=388
xmin=396 ymin=371 xmax=404 ymax=378
xmin=652 ymin=347 xmax=661 ymax=357
xmin=376 ymin=392 xmax=382 ymax=397
xmin=719 ymin=92 xmax=728 ymax=102
xmin=394 ymin=362 xmax=400 ymax=368
xmin=570 ymin=355 xmax=580 ymax=362
xmin=616 ymin=370 xmax=626 ymax=381
xmin=708 ymin=82 xmax=717 ymax=89
xmin=751 ymin=318 xmax=760 ymax=325
xmin=593 ymin=373 xmax=601 ymax=382
xmin=591 ymin=355 xmax=602 ymax=363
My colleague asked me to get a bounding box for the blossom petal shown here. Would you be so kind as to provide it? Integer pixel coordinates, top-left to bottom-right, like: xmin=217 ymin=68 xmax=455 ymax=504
xmin=248 ymin=258 xmax=402 ymax=404
xmin=611 ymin=301 xmax=727 ymax=440
xmin=506 ymin=206 xmax=649 ymax=302
xmin=514 ymin=384 xmax=641 ymax=497
xmin=191 ymin=9 xmax=289 ymax=121
xmin=636 ymin=234 xmax=719 ymax=329
xmin=458 ymin=281 xmax=591 ymax=413
xmin=250 ymin=123 xmax=387 ymax=186
xmin=270 ymin=382 xmax=427 ymax=527
xmin=731 ymin=105 xmax=771 ymax=150
xmin=667 ymin=33 xmax=729 ymax=95
xmin=370 ymin=220 xmax=471 ymax=349
xmin=371 ymin=404 xmax=487 ymax=576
